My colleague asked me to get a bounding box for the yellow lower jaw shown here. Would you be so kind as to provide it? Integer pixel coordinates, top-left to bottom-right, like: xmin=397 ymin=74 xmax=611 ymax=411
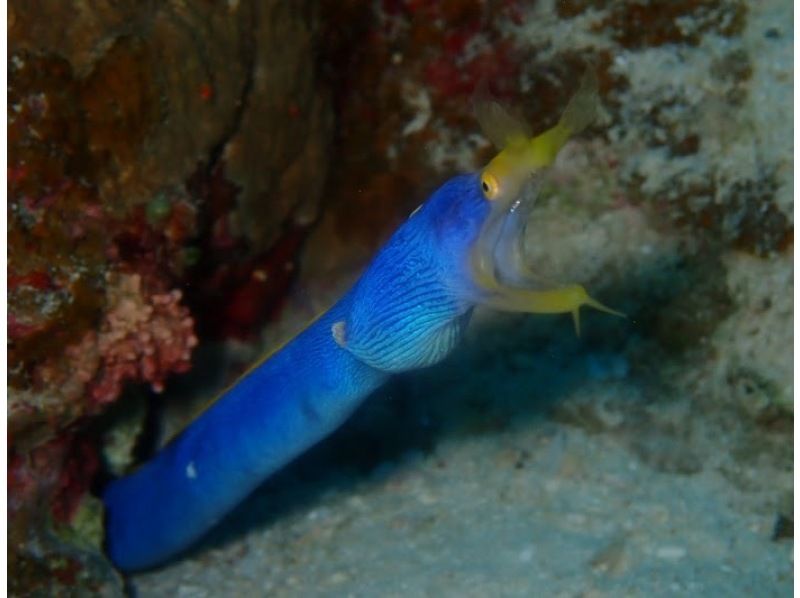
xmin=471 ymin=264 xmax=625 ymax=336
xmin=469 ymin=209 xmax=624 ymax=336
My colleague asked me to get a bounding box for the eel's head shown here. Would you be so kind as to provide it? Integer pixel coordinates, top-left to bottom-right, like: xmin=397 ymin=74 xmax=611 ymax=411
xmin=466 ymin=68 xmax=624 ymax=334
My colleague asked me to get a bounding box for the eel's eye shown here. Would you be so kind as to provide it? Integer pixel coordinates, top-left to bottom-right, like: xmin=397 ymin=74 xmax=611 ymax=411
xmin=480 ymin=171 xmax=500 ymax=200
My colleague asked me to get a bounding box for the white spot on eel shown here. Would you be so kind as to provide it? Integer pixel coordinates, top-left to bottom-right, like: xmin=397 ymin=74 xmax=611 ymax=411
xmin=332 ymin=321 xmax=347 ymax=348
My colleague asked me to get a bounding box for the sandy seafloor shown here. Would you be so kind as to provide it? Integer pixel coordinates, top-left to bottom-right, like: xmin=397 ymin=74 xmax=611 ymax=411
xmin=134 ymin=415 xmax=793 ymax=598
xmin=130 ymin=2 xmax=792 ymax=596
xmin=131 ymin=307 xmax=792 ymax=597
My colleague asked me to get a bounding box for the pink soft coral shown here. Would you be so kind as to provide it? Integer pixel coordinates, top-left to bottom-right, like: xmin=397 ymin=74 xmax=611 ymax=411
xmin=68 ymin=272 xmax=198 ymax=406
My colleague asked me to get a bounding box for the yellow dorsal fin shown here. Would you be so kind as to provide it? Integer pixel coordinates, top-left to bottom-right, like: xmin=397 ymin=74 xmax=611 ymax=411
xmin=473 ymin=83 xmax=532 ymax=149
xmin=558 ymin=67 xmax=599 ymax=137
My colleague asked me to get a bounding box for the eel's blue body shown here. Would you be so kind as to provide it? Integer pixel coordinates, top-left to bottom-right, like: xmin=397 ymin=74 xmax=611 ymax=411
xmin=104 ymin=174 xmax=490 ymax=571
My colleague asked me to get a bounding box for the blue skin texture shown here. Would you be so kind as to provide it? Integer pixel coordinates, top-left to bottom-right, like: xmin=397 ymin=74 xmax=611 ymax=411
xmin=104 ymin=174 xmax=490 ymax=571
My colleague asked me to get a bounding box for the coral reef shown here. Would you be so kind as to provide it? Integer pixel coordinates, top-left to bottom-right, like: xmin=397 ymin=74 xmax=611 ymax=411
xmin=8 ymin=0 xmax=331 ymax=593
xmin=8 ymin=434 xmax=123 ymax=596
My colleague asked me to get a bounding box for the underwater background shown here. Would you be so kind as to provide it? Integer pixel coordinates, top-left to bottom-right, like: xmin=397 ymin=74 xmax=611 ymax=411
xmin=7 ymin=0 xmax=792 ymax=595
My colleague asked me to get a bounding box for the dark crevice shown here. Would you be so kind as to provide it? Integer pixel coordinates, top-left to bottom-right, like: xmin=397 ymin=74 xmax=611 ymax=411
xmin=205 ymin=5 xmax=258 ymax=173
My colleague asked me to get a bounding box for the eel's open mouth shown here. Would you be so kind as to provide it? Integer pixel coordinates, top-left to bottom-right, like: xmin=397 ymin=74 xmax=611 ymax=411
xmin=470 ymin=176 xmax=545 ymax=294
xmin=468 ymin=177 xmax=624 ymax=335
